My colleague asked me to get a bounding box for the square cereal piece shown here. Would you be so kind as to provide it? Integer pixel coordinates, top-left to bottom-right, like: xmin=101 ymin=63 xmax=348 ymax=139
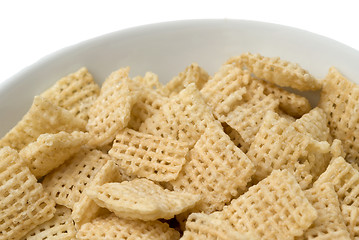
xmin=159 ymin=63 xmax=209 ymax=97
xmin=139 ymin=83 xmax=218 ymax=147
xmin=41 ymin=67 xmax=100 ymax=121
xmin=227 ymin=52 xmax=321 ymax=91
xmin=318 ymin=67 xmax=359 ymax=162
xmin=314 ymin=157 xmax=359 ymax=208
xmin=298 ymin=183 xmax=350 ymax=239
xmin=76 ymin=213 xmax=180 ymax=240
xmin=247 ymin=110 xmax=331 ymax=189
xmin=170 ymin=122 xmax=255 ymax=213
xmin=182 ymin=212 xmax=258 ymax=240
xmin=72 ymin=160 xmax=128 ymax=228
xmin=21 ymin=205 xmax=77 ymax=240
xmin=19 ymin=131 xmax=89 ymax=178
xmin=86 ymin=178 xmax=200 ymax=221
xmin=0 ymin=147 xmax=56 ymax=240
xmin=109 ymin=128 xmax=189 ymax=181
xmin=0 ymin=96 xmax=86 ymax=151
xmin=42 ymin=148 xmax=110 ymax=209
xmin=87 ymin=67 xmax=139 ymax=147
xmin=341 ymin=205 xmax=359 ymax=239
xmin=219 ymin=170 xmax=318 ymax=240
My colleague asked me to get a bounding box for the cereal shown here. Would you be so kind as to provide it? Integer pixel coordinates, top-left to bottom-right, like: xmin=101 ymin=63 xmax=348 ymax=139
xmin=0 ymin=147 xmax=56 ymax=240
xmin=341 ymin=205 xmax=359 ymax=239
xmin=109 ymin=128 xmax=189 ymax=181
xmin=86 ymin=178 xmax=200 ymax=221
xmin=40 ymin=67 xmax=100 ymax=121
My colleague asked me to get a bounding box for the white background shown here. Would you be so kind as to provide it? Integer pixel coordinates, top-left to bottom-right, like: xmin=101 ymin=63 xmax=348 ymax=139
xmin=0 ymin=0 xmax=358 ymax=83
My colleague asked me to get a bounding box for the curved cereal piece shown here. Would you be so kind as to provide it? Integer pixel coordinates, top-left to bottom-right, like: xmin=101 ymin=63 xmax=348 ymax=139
xmin=227 ymin=53 xmax=321 ymax=91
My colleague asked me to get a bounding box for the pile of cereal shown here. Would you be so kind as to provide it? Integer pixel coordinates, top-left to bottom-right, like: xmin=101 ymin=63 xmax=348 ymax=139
xmin=1 ymin=53 xmax=359 ymax=240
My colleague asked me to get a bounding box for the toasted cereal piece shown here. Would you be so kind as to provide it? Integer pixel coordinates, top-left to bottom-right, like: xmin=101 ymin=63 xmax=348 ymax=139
xmin=221 ymin=122 xmax=250 ymax=153
xmin=133 ymin=71 xmax=163 ymax=89
xmin=247 ymin=111 xmax=331 ymax=189
xmin=87 ymin=68 xmax=139 ymax=147
xmin=21 ymin=205 xmax=77 ymax=240
xmin=72 ymin=160 xmax=126 ymax=229
xmin=222 ymin=95 xmax=279 ymax=145
xmin=219 ymin=170 xmax=318 ymax=240
xmin=314 ymin=157 xmax=359 ymax=208
xmin=160 ymin=63 xmax=209 ymax=96
xmin=181 ymin=212 xmax=259 ymax=240
xmin=330 ymin=139 xmax=346 ymax=159
xmin=139 ymin=83 xmax=218 ymax=147
xmin=19 ymin=131 xmax=89 ymax=178
xmin=109 ymin=128 xmax=188 ymax=181
xmin=170 ymin=123 xmax=255 ymax=213
xmin=200 ymin=64 xmax=249 ymax=117
xmin=227 ymin=53 xmax=321 ymax=91
xmin=0 ymin=96 xmax=86 ymax=151
xmin=298 ymin=183 xmax=350 ymax=240
xmin=128 ymin=87 xmax=167 ymax=130
xmin=77 ymin=213 xmax=180 ymax=240
xmin=341 ymin=204 xmax=359 ymax=239
xmin=318 ymin=67 xmax=359 ymax=162
xmin=86 ymin=178 xmax=200 ymax=221
xmin=41 ymin=67 xmax=100 ymax=121
xmin=0 ymin=147 xmax=56 ymax=240
xmin=42 ymin=148 xmax=110 ymax=209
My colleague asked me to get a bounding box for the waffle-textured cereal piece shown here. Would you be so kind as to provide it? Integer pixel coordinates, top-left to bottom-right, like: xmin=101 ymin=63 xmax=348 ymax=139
xmin=86 ymin=178 xmax=200 ymax=221
xmin=133 ymin=71 xmax=163 ymax=89
xmin=21 ymin=205 xmax=77 ymax=240
xmin=247 ymin=111 xmax=331 ymax=189
xmin=223 ymin=95 xmax=279 ymax=145
xmin=72 ymin=160 xmax=127 ymax=228
xmin=227 ymin=53 xmax=321 ymax=91
xmin=221 ymin=122 xmax=250 ymax=153
xmin=0 ymin=147 xmax=56 ymax=240
xmin=87 ymin=68 xmax=139 ymax=147
xmin=219 ymin=170 xmax=318 ymax=240
xmin=314 ymin=157 xmax=359 ymax=208
xmin=109 ymin=128 xmax=188 ymax=181
xmin=19 ymin=131 xmax=89 ymax=178
xmin=41 ymin=67 xmax=100 ymax=121
xmin=200 ymin=64 xmax=249 ymax=117
xmin=341 ymin=204 xmax=359 ymax=239
xmin=76 ymin=213 xmax=180 ymax=240
xmin=181 ymin=212 xmax=258 ymax=240
xmin=318 ymin=67 xmax=359 ymax=162
xmin=0 ymin=96 xmax=86 ymax=151
xmin=42 ymin=148 xmax=110 ymax=209
xmin=160 ymin=63 xmax=209 ymax=96
xmin=170 ymin=123 xmax=255 ymax=213
xmin=128 ymin=87 xmax=167 ymax=131
xmin=298 ymin=183 xmax=350 ymax=240
xmin=139 ymin=83 xmax=218 ymax=147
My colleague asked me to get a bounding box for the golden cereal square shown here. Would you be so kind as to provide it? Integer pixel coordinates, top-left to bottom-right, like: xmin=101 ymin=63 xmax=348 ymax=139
xmin=109 ymin=128 xmax=189 ymax=181
xmin=0 ymin=147 xmax=56 ymax=240
xmin=41 ymin=67 xmax=100 ymax=121
xmin=0 ymin=96 xmax=86 ymax=151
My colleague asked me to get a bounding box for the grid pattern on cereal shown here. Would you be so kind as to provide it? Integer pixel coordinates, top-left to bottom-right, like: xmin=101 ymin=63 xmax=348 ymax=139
xmin=318 ymin=67 xmax=359 ymax=163
xmin=341 ymin=204 xmax=359 ymax=239
xmin=0 ymin=147 xmax=56 ymax=240
xmin=22 ymin=206 xmax=77 ymax=240
xmin=86 ymin=178 xmax=200 ymax=221
xmin=42 ymin=148 xmax=110 ymax=209
xmin=227 ymin=52 xmax=321 ymax=91
xmin=19 ymin=131 xmax=89 ymax=178
xmin=87 ymin=68 xmax=139 ymax=147
xmin=0 ymin=96 xmax=86 ymax=151
xmin=221 ymin=122 xmax=250 ymax=153
xmin=298 ymin=183 xmax=350 ymax=239
xmin=41 ymin=67 xmax=100 ymax=121
xmin=170 ymin=123 xmax=255 ymax=213
xmin=76 ymin=213 xmax=180 ymax=240
xmin=109 ymin=128 xmax=188 ymax=181
xmin=219 ymin=170 xmax=317 ymax=240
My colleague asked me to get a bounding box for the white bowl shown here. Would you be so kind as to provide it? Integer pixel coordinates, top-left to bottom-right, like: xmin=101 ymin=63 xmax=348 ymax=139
xmin=1 ymin=19 xmax=359 ymax=137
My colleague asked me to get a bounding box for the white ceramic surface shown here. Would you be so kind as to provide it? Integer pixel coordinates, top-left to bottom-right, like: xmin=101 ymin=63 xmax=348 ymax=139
xmin=1 ymin=19 xmax=359 ymax=137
